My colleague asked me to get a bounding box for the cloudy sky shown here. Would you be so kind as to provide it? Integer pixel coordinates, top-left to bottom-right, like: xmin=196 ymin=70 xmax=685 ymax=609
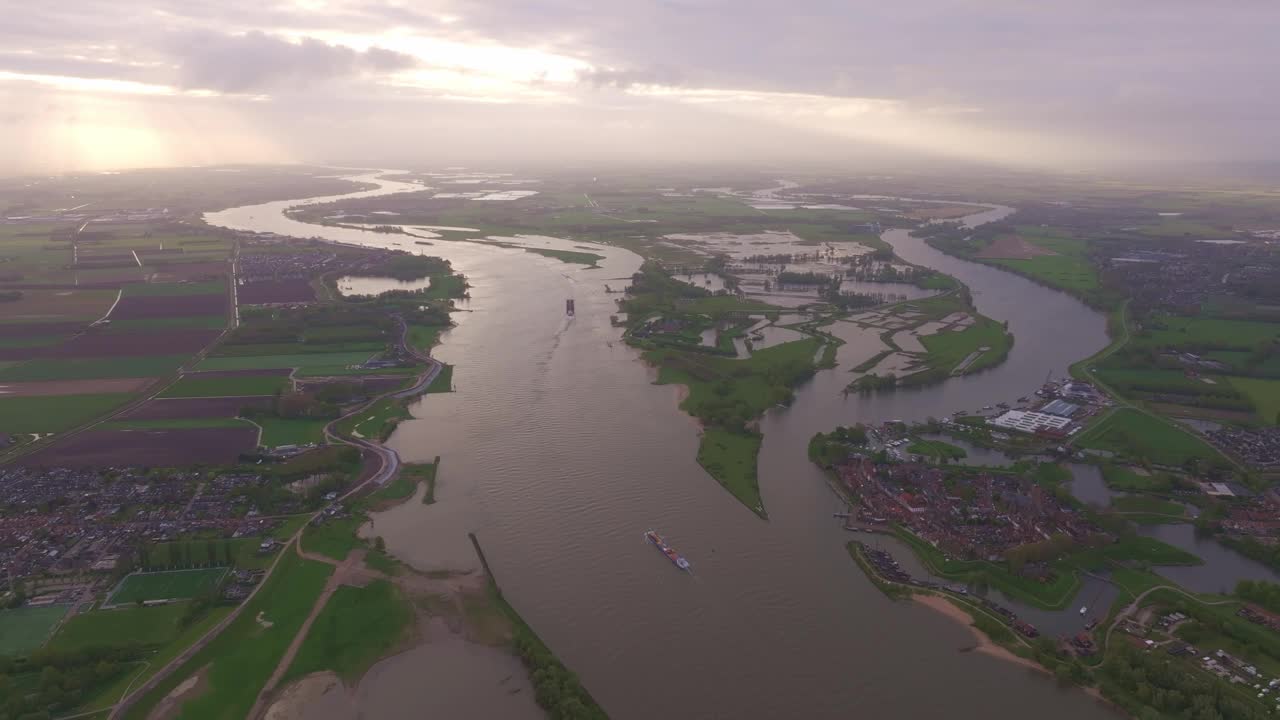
xmin=2 ymin=0 xmax=1276 ymax=175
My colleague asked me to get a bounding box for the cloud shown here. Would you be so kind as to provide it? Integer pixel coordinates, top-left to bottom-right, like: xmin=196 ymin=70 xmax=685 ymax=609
xmin=167 ymin=31 xmax=417 ymax=93
xmin=577 ymin=66 xmax=683 ymax=90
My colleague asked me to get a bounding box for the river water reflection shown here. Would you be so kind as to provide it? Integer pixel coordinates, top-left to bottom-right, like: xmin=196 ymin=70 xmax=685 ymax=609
xmin=208 ymin=173 xmax=1122 ymax=719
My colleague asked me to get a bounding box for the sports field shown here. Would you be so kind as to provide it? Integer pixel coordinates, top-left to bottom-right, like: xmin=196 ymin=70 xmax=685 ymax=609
xmin=0 ymin=605 xmax=68 ymax=655
xmin=107 ymin=568 xmax=228 ymax=605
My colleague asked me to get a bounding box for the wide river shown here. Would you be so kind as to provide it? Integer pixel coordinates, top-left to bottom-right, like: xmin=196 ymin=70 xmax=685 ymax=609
xmin=208 ymin=174 xmax=1119 ymax=719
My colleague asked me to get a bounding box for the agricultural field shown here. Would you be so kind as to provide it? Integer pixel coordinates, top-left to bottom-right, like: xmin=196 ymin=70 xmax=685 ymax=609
xmin=253 ymin=416 xmax=329 ymax=446
xmin=18 ymin=425 xmax=259 ymax=467
xmin=106 ymin=568 xmax=229 ymax=605
xmin=122 ymin=396 xmax=275 ymax=421
xmin=1229 ymin=376 xmax=1280 ymax=425
xmin=978 ymin=227 xmax=1107 ymax=299
xmin=0 ymin=393 xmax=134 ymax=433
xmin=160 ymin=371 xmax=293 ymax=398
xmin=0 ymin=605 xmax=67 ymax=655
xmin=196 ymin=350 xmax=377 ymax=372
xmin=1075 ymin=408 xmax=1224 ymax=468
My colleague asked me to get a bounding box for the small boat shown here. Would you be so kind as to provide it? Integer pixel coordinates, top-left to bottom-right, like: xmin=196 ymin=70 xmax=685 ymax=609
xmin=645 ymin=530 xmax=691 ymax=572
xmin=1079 ymin=605 xmax=1088 ymax=616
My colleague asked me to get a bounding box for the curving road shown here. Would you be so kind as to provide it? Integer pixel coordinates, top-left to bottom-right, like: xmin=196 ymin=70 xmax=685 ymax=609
xmin=1103 ymin=584 xmax=1235 ymax=650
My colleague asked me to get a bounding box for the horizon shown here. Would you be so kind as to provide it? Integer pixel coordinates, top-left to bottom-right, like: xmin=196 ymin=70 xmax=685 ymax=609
xmin=4 ymin=1 xmax=1279 ymax=176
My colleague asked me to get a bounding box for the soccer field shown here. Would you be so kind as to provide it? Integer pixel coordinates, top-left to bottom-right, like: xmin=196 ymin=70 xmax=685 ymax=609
xmin=107 ymin=568 xmax=228 ymax=605
xmin=0 ymin=605 xmax=68 ymax=655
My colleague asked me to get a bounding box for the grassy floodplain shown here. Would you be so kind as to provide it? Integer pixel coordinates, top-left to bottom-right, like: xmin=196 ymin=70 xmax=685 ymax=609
xmin=122 ymin=551 xmax=333 ymax=720
xmin=648 ymin=337 xmax=822 ymax=517
xmin=282 ymin=580 xmax=415 ymax=683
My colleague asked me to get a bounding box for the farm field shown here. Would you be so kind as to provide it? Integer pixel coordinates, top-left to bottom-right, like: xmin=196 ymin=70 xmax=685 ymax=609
xmin=0 ymin=393 xmax=134 ymax=433
xmin=18 ymin=425 xmax=259 ymax=467
xmin=0 ymin=605 xmax=68 ymax=655
xmin=106 ymin=568 xmax=229 ymax=605
xmin=981 ymin=228 xmax=1102 ymax=296
xmin=196 ymin=350 xmax=377 ymax=372
xmin=1076 ymin=408 xmax=1223 ymax=467
xmin=122 ymin=396 xmax=274 ymax=420
xmin=161 ymin=372 xmax=292 ymax=397
xmin=0 ymin=289 xmax=117 ymax=323
xmin=1132 ymin=314 xmax=1280 ymax=350
xmin=1229 ymin=376 xmax=1280 ymax=424
xmin=0 ymin=354 xmax=186 ymax=381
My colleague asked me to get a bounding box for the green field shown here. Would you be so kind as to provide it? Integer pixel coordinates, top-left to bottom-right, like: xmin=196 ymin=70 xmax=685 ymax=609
xmin=426 ymin=363 xmax=453 ymax=393
xmin=0 ymin=605 xmax=67 ymax=655
xmin=916 ymin=315 xmax=1012 ymax=376
xmin=122 ymin=552 xmax=333 ymax=720
xmin=1134 ymin=314 xmax=1280 ymax=350
xmin=47 ymin=603 xmax=191 ymax=652
xmin=0 ymin=393 xmax=133 ymax=433
xmin=0 ymin=355 xmax=186 ymax=381
xmin=209 ymin=341 xmax=384 ymax=357
xmin=984 ymin=229 xmax=1105 ymax=301
xmin=522 ymin=247 xmax=603 ymax=266
xmin=1100 ymin=464 xmax=1175 ymax=492
xmin=335 ymin=396 xmax=411 ymax=440
xmin=1076 ymin=408 xmax=1224 ymax=467
xmin=69 ymin=607 xmax=234 ymax=716
xmin=407 ymin=323 xmax=448 ymax=353
xmin=696 ymin=428 xmax=765 ymax=518
xmin=196 ymin=351 xmax=377 ymax=372
xmin=161 ymin=373 xmax=291 ymax=398
xmin=1230 ymin=376 xmax=1280 ymax=424
xmin=283 ymin=580 xmax=414 ymax=683
xmin=681 ymin=295 xmax=781 ymax=315
xmin=1109 ymin=495 xmax=1188 ymax=520
xmin=254 ymin=417 xmax=328 ymax=446
xmin=906 ymin=437 xmax=968 ymax=461
xmin=107 ymin=568 xmax=229 ymax=605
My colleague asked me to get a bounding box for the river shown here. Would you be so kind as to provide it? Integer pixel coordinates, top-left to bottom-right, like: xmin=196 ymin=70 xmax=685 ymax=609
xmin=207 ymin=173 xmax=1120 ymax=719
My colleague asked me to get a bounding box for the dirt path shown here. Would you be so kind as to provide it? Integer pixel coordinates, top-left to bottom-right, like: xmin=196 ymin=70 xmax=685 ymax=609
xmin=246 ymin=549 xmax=377 ymax=720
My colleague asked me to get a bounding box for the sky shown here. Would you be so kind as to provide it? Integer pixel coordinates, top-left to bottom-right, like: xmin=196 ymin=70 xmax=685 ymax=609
xmin=2 ymin=0 xmax=1277 ymax=175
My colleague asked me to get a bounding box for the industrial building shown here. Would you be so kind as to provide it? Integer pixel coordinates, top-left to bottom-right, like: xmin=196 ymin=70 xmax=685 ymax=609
xmin=989 ymin=410 xmax=1073 ymax=434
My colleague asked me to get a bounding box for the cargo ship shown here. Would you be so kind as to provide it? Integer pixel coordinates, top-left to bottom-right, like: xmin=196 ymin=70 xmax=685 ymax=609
xmin=645 ymin=530 xmax=691 ymax=571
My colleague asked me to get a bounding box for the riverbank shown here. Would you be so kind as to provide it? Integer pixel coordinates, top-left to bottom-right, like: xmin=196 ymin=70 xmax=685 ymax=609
xmin=912 ymin=594 xmax=1041 ymax=671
